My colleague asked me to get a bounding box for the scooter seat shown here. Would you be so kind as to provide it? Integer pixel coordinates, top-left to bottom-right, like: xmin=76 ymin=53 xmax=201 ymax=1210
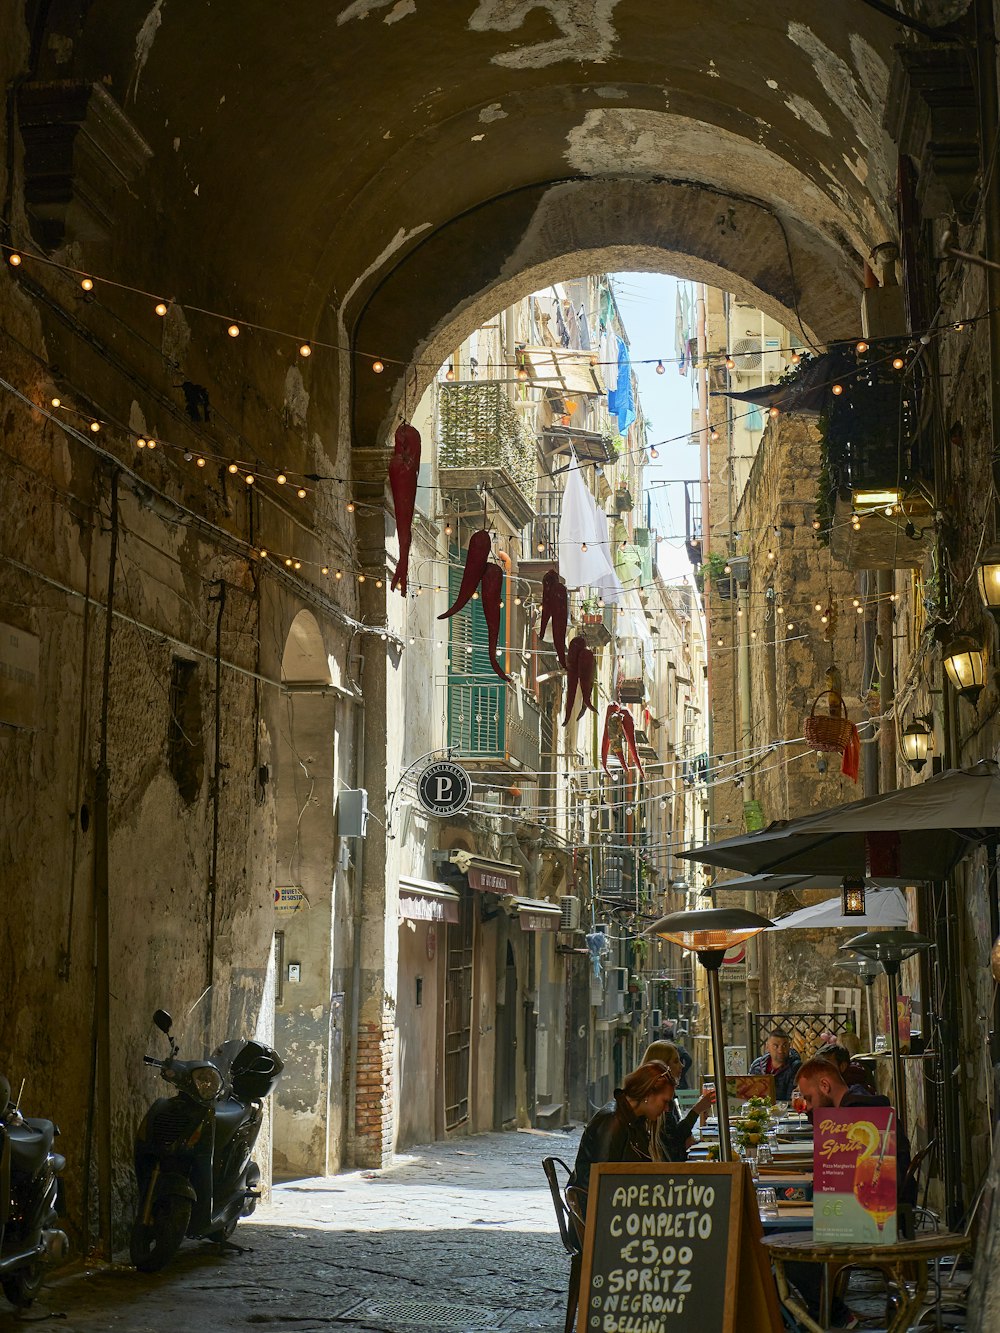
xmin=8 ymin=1119 xmax=53 ymax=1174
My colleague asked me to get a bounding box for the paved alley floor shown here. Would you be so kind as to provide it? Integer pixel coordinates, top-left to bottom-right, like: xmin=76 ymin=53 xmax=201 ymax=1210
xmin=8 ymin=1129 xmax=578 ymax=1333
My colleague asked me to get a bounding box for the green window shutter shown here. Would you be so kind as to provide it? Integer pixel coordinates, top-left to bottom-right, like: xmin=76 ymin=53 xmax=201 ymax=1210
xmin=447 ymin=544 xmax=507 ymax=757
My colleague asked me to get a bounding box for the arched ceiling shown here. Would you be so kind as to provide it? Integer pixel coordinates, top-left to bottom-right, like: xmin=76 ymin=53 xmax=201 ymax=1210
xmin=30 ymin=1 xmax=925 ymax=437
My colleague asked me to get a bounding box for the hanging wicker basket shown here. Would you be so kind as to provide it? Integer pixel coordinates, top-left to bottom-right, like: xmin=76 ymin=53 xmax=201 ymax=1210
xmin=803 ymin=690 xmax=854 ymax=755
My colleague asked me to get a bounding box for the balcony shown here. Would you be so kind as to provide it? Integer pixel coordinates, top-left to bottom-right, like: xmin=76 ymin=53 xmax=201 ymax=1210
xmin=438 ymin=382 xmax=537 ymax=529
xmin=447 ymin=676 xmax=542 ymax=771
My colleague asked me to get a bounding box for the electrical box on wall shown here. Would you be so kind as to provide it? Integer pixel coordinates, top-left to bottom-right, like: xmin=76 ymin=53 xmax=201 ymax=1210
xmin=338 ymin=788 xmax=369 ymax=837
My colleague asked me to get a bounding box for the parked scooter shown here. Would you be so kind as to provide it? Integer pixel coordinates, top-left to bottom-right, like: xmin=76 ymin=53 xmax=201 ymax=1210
xmin=0 ymin=1073 xmax=69 ymax=1308
xmin=130 ymin=1009 xmax=282 ymax=1272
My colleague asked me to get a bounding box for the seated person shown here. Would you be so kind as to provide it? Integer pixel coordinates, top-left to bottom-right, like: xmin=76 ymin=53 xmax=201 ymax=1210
xmin=749 ymin=1028 xmax=801 ymax=1101
xmin=641 ymin=1040 xmax=716 ymax=1161
xmin=817 ymin=1042 xmax=877 ymax=1096
xmin=568 ymin=1061 xmax=675 ymax=1201
xmin=789 ymin=1059 xmax=916 ymax=1329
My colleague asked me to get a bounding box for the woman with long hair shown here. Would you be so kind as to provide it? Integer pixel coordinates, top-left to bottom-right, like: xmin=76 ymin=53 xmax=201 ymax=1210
xmin=567 ymin=1061 xmax=675 ymax=1197
xmin=640 ymin=1040 xmax=716 ymax=1162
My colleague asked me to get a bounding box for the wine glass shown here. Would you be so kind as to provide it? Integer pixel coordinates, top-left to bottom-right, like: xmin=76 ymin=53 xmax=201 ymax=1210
xmin=791 ymin=1091 xmax=807 ymax=1116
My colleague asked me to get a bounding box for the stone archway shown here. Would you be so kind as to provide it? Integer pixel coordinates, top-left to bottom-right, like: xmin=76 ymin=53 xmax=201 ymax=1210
xmin=348 ymin=176 xmax=868 ymax=448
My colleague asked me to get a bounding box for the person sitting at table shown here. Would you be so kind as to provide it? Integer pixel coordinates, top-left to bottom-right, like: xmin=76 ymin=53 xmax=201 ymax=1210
xmin=817 ymin=1042 xmax=877 ymax=1095
xmin=641 ymin=1040 xmax=716 ymax=1162
xmin=567 ymin=1061 xmax=676 ymax=1203
xmin=660 ymin=1023 xmax=692 ymax=1087
xmin=794 ymin=1058 xmax=914 ymax=1203
xmin=749 ymin=1028 xmax=801 ymax=1101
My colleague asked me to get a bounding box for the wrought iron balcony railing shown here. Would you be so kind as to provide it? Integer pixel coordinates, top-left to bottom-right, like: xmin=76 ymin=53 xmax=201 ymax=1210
xmin=447 ymin=675 xmax=542 ymax=771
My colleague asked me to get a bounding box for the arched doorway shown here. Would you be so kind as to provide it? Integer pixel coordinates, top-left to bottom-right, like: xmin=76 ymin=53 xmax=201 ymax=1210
xmin=273 ymin=610 xmax=345 ymax=1178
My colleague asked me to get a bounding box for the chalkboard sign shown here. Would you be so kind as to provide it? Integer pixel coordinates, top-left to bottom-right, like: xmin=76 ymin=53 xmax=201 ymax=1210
xmin=577 ymin=1163 xmax=781 ymax=1333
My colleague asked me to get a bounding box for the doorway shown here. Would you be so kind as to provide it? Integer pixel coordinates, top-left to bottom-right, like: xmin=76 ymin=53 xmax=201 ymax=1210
xmin=495 ymin=940 xmax=517 ymax=1127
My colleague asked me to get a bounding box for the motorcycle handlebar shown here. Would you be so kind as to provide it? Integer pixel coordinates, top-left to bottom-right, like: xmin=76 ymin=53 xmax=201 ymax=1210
xmin=143 ymin=1056 xmax=165 ymax=1067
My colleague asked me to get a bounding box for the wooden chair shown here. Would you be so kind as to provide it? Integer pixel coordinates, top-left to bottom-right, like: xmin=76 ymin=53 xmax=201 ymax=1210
xmin=542 ymin=1156 xmax=584 ymax=1333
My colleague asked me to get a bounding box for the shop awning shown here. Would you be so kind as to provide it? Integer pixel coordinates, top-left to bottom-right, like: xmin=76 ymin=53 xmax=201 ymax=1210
xmin=449 ymin=854 xmax=522 ymax=895
xmin=399 ymin=876 xmax=460 ymax=924
xmin=510 ymin=897 xmax=562 ymax=932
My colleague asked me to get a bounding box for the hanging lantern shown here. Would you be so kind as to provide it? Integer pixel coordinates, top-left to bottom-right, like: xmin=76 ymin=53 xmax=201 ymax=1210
xmin=841 ymin=876 xmax=867 ymax=917
xmin=901 ymin=719 xmax=932 ymax=772
xmin=943 ymin=635 xmax=987 ymax=705
xmin=976 ymin=545 xmax=1000 ymax=624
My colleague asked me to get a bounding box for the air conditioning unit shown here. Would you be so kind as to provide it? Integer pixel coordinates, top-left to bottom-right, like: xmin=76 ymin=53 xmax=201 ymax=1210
xmin=602 ymin=981 xmax=625 ymax=1020
xmin=650 ymin=1008 xmax=663 ymax=1030
xmin=558 ymin=895 xmax=581 ymax=931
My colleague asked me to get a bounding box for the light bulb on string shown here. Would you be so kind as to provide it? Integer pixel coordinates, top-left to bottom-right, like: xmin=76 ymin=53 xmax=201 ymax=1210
xmin=812 ymin=518 xmax=821 ymax=530
xmin=50 ymin=397 xmax=60 ymax=408
xmin=299 ymin=343 xmax=312 ymax=358
xmin=89 ymin=421 xmax=100 ymax=433
xmin=769 ymin=406 xmax=780 ymax=418
xmin=228 ymin=463 xmax=239 ymax=474
xmin=146 ymin=438 xmax=156 ymax=449
xmin=284 ymin=558 xmax=293 ymax=568
xmin=136 ymin=437 xmax=146 ymax=449
xmin=196 ymin=457 xmax=206 ymax=468
xmin=655 ymin=361 xmax=665 ymax=375
xmin=155 ymin=302 xmax=168 ymax=317
xmin=293 ymin=561 xmax=301 ymax=571
xmin=814 ymin=601 xmax=822 ymax=612
xmin=297 ymin=488 xmax=307 ymax=499
xmin=80 ymin=277 xmax=94 ymax=292
xmin=358 ymin=573 xmax=366 ymax=583
xmin=892 ymin=356 xmax=905 ymax=370
xmin=8 ymin=252 xmax=22 ymax=267
xmin=245 ymin=474 xmax=255 ymax=485
xmin=791 ymin=351 xmax=801 ymax=364
xmin=259 ymin=549 xmax=268 ymax=559
xmin=346 ymin=501 xmax=356 ymax=513
xmin=787 ymin=622 xmax=795 ymax=631
xmin=277 ymin=473 xmax=287 ymax=485
xmin=336 ymin=570 xmax=343 ymax=580
xmin=725 ymin=356 xmax=735 ymax=370
xmin=832 ymin=383 xmax=844 ymax=396
xmin=445 ymin=365 xmax=455 ymax=381
xmin=710 ymin=427 xmax=719 ymax=441
xmin=855 ymin=340 xmax=868 ymax=354
xmin=227 ymin=324 xmax=241 ymax=338
xmin=321 ymin=566 xmax=329 ymax=575
xmin=581 ymin=542 xmax=588 ymax=552
xmin=183 ymin=450 xmax=193 ymax=462
xmin=372 ymin=359 xmax=385 ymax=374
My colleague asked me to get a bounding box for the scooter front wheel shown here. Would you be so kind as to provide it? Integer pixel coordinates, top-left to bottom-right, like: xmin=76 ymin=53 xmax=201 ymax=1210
xmin=1 ymin=1260 xmax=44 ymax=1308
xmin=130 ymin=1195 xmax=192 ymax=1272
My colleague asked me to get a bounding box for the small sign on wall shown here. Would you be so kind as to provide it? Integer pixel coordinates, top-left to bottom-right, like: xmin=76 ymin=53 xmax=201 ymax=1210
xmin=274 ymin=886 xmax=306 ymax=916
xmin=0 ymin=624 xmax=39 ymax=729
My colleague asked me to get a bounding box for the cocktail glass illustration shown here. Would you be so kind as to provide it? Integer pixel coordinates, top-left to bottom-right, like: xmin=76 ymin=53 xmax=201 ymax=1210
xmin=849 ymin=1121 xmax=896 ymax=1231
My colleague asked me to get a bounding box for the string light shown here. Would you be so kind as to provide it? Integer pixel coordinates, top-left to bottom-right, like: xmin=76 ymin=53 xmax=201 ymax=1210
xmin=299 ymin=343 xmax=312 ymax=358
xmin=277 ymin=473 xmax=287 ymax=485
xmin=710 ymin=427 xmax=720 ymax=441
xmin=146 ymin=438 xmax=156 ymax=449
xmin=259 ymin=549 xmax=268 ymax=559
xmin=655 ymin=361 xmax=665 ymax=375
xmin=80 ymin=277 xmax=94 ymax=292
xmin=372 ymin=359 xmax=385 ymax=374
xmin=649 ymin=447 xmax=659 ymax=460
xmin=196 ymin=457 xmax=206 ymax=467
xmin=155 ymin=301 xmax=168 ymax=317
xmin=892 ymin=356 xmax=905 ymax=370
xmin=358 ymin=573 xmax=366 ymax=582
xmin=89 ymin=421 xmax=100 ymax=433
xmin=346 ymin=500 xmax=356 ymax=513
xmin=297 ymin=488 xmax=307 ymax=499
xmin=8 ymin=252 xmax=22 ymax=267
xmin=725 ymin=356 xmax=735 ymax=370
xmin=245 ymin=473 xmax=255 ymax=485
xmin=227 ymin=324 xmax=241 ymax=338
xmin=855 ymin=340 xmax=869 ymax=354
xmin=445 ymin=365 xmax=455 ymax=381
xmin=516 ymin=366 xmax=529 ymax=382
xmin=136 ymin=437 xmax=147 ymax=448
xmin=791 ymin=351 xmax=801 ymax=364
xmin=336 ymin=570 xmax=343 ymax=580
xmin=228 ymin=463 xmax=239 ymax=474
xmin=768 ymin=406 xmax=780 ymax=418
xmin=832 ymin=383 xmax=844 ymax=396
xmin=50 ymin=397 xmax=60 ymax=408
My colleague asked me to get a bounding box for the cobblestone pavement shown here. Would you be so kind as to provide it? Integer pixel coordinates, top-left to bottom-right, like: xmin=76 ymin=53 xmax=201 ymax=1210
xmin=9 ymin=1128 xmax=580 ymax=1333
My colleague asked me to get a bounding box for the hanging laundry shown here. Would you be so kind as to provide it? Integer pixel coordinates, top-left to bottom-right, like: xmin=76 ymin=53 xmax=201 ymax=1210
xmin=607 ymin=337 xmax=635 ymax=433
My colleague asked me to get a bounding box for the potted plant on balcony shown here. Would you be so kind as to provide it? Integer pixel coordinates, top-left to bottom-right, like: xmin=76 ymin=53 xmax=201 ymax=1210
xmin=580 ymin=595 xmax=603 ymax=626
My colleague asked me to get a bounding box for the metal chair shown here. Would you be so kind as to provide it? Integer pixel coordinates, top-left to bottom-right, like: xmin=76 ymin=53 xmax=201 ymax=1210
xmin=542 ymin=1156 xmax=584 ymax=1333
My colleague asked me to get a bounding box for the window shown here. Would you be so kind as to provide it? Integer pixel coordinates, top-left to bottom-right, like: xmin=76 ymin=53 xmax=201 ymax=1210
xmin=167 ymin=656 xmax=204 ymax=804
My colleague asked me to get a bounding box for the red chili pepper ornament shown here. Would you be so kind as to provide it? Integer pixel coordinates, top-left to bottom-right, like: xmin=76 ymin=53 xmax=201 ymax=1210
xmin=388 ymin=421 xmax=421 ymax=596
xmin=539 ymin=568 xmax=569 ymax=667
xmin=439 ymin=529 xmax=492 ymax=619
xmin=479 ymin=562 xmax=511 ymax=683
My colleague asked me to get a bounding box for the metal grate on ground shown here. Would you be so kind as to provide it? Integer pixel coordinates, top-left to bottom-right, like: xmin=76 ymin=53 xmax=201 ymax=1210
xmin=332 ymin=1297 xmax=509 ymax=1330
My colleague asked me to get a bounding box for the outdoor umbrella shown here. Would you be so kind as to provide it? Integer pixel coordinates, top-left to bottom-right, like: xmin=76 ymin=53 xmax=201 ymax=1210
xmin=710 ymin=872 xmax=849 ymax=894
xmin=769 ymin=887 xmax=909 ymax=931
xmin=679 ymin=761 xmax=1000 ymax=880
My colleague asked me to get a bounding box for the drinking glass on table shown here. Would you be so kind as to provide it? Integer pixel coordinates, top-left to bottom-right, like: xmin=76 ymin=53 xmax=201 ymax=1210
xmin=757 ymin=1141 xmax=773 ymax=1166
xmin=791 ymin=1091 xmax=807 ymax=1115
xmin=756 ymin=1187 xmax=779 ymax=1220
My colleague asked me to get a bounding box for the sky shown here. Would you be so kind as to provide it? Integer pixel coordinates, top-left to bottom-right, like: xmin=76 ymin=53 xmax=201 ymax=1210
xmin=608 ymin=272 xmax=700 ymax=584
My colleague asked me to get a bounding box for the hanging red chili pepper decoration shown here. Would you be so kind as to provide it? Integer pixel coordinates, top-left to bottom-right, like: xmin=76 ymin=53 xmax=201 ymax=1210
xmin=576 ymin=645 xmax=598 ymax=719
xmin=439 ymin=529 xmax=492 ymax=619
xmin=388 ymin=421 xmax=421 ymax=596
xmin=601 ymin=704 xmax=627 ymax=775
xmin=562 ymin=635 xmax=586 ymax=725
xmin=479 ymin=562 xmax=511 ymax=683
xmin=539 ymin=569 xmax=569 ymax=668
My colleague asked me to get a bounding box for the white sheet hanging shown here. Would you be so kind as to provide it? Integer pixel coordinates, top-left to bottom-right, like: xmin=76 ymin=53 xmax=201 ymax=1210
xmin=558 ymin=465 xmax=623 ymax=605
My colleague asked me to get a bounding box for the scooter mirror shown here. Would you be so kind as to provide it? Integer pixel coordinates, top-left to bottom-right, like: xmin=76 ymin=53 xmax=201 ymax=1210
xmin=153 ymin=1010 xmax=173 ymax=1036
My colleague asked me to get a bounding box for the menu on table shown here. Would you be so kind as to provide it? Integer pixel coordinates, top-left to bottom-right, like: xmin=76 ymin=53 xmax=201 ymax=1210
xmin=813 ymin=1107 xmax=897 ymax=1244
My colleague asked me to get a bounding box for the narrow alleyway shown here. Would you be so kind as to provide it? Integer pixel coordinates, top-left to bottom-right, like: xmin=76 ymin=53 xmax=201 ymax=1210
xmin=15 ymin=1131 xmax=576 ymax=1333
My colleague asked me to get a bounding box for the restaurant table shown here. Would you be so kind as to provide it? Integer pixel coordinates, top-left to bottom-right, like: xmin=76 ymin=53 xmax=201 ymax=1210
xmin=762 ymin=1230 xmax=971 ymax=1333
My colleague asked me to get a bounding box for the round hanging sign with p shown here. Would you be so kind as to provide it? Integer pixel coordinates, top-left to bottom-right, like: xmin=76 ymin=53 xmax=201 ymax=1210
xmin=417 ymin=760 xmax=472 ymax=817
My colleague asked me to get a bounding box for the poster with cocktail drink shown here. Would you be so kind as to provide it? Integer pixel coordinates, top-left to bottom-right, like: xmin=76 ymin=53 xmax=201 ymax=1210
xmin=813 ymin=1108 xmax=897 ymax=1244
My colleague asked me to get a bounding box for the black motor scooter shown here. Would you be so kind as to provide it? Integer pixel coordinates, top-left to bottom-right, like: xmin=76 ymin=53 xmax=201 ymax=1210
xmin=130 ymin=1009 xmax=282 ymax=1272
xmin=0 ymin=1074 xmax=68 ymax=1308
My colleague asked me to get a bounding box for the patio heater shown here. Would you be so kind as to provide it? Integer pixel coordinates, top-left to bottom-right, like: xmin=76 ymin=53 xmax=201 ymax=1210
xmin=647 ymin=907 xmax=773 ymax=1161
xmin=832 ymin=956 xmax=883 ymax=1053
xmin=841 ymin=929 xmax=933 ymax=1137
